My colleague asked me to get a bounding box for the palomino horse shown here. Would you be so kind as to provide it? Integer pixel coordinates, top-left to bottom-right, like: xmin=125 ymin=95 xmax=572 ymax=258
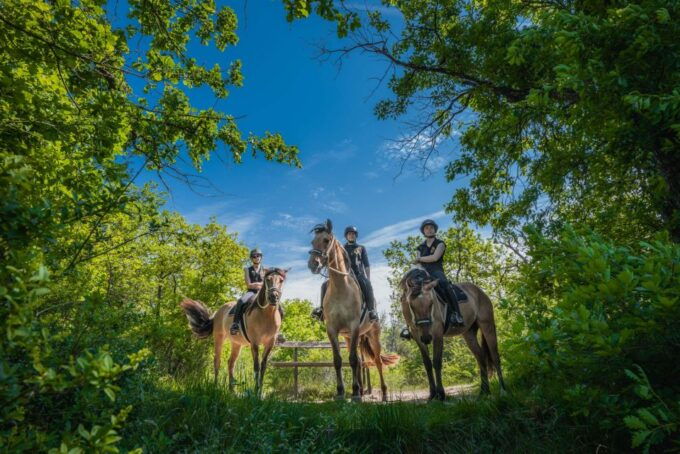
xmin=180 ymin=268 xmax=288 ymax=394
xmin=400 ymin=267 xmax=506 ymax=400
xmin=308 ymin=219 xmax=398 ymax=402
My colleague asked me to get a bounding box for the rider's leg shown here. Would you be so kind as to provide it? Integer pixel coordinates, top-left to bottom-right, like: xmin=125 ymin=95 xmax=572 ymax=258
xmin=357 ymin=275 xmax=378 ymax=321
xmin=311 ymin=281 xmax=328 ymax=321
xmin=230 ymin=292 xmax=254 ymax=335
xmin=429 ymin=271 xmax=464 ymax=326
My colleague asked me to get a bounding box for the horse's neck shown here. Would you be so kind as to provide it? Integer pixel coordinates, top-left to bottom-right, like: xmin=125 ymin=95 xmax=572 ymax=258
xmin=328 ymin=241 xmax=350 ymax=288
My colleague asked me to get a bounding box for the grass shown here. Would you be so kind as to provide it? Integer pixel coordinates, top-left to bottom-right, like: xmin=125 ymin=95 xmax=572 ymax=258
xmin=119 ymin=374 xmax=586 ymax=453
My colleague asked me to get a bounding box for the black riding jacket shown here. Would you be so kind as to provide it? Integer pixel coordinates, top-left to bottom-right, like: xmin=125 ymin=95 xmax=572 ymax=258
xmin=344 ymin=242 xmax=370 ymax=279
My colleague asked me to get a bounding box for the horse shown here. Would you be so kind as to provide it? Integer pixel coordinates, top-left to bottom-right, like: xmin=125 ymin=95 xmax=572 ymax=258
xmin=308 ymin=219 xmax=399 ymax=402
xmin=180 ymin=268 xmax=289 ymax=395
xmin=400 ymin=267 xmax=506 ymax=400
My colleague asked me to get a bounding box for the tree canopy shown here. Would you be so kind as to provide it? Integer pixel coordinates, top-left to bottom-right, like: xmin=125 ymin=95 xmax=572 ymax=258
xmin=284 ymin=0 xmax=680 ymax=241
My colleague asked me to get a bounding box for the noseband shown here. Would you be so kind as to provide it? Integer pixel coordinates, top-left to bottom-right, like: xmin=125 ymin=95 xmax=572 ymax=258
xmin=256 ymin=270 xmax=285 ymax=309
xmin=309 ymin=235 xmax=350 ymax=276
xmin=406 ymin=277 xmax=436 ymax=326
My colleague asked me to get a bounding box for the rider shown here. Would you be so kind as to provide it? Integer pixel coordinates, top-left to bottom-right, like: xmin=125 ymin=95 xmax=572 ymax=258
xmin=311 ymin=225 xmax=379 ymax=322
xmin=230 ymin=248 xmax=265 ymax=336
xmin=400 ymin=219 xmax=464 ymax=339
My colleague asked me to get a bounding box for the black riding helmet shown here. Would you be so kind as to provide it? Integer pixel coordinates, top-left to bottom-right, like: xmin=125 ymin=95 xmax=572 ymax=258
xmin=344 ymin=226 xmax=358 ymax=237
xmin=420 ymin=219 xmax=439 ymax=235
xmin=250 ymin=248 xmax=263 ymax=258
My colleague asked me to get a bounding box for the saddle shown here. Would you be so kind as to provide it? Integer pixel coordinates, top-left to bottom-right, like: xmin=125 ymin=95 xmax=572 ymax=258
xmin=403 ymin=268 xmax=467 ymax=332
xmin=228 ymin=293 xmax=259 ymax=342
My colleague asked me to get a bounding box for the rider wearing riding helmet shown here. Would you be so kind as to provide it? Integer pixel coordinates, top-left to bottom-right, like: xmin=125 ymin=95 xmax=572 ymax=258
xmin=230 ymin=248 xmax=266 ymax=335
xmin=311 ymin=225 xmax=379 ymax=322
xmin=400 ymin=219 xmax=464 ymax=339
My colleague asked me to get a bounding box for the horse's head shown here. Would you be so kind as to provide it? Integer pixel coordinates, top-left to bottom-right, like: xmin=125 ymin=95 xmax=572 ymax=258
xmin=263 ymin=268 xmax=289 ymax=306
xmin=402 ymin=269 xmax=439 ymax=345
xmin=308 ymin=219 xmax=334 ymax=274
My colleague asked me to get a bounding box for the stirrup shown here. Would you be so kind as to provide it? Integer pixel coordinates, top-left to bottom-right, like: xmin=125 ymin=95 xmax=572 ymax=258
xmin=449 ymin=312 xmax=464 ymax=326
xmin=230 ymin=323 xmax=240 ymax=335
xmin=368 ymin=310 xmax=379 ymax=321
xmin=311 ymin=307 xmax=323 ymax=321
xmin=399 ymin=327 xmax=412 ymax=340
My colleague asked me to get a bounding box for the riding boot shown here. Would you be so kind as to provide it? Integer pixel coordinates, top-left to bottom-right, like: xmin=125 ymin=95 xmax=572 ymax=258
xmin=311 ymin=281 xmax=328 ymax=322
xmin=444 ymin=284 xmax=464 ymax=326
xmin=230 ymin=300 xmax=245 ymax=335
xmin=400 ymin=327 xmax=412 ymax=340
xmin=311 ymin=306 xmax=324 ymax=321
xmin=357 ymin=275 xmax=379 ymax=321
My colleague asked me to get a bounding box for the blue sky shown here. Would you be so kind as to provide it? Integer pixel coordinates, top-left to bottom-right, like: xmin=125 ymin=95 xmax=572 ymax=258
xmin=123 ymin=1 xmax=467 ymax=312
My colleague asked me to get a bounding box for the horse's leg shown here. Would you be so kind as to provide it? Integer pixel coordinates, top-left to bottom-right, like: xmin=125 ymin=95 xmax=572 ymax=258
xmin=227 ymin=343 xmax=242 ymax=391
xmin=250 ymin=342 xmax=261 ymax=395
xmin=479 ymin=320 xmax=506 ymax=393
xmin=348 ymin=329 xmax=361 ymax=401
xmin=327 ymin=329 xmax=345 ymax=400
xmin=462 ymin=328 xmax=490 ymax=395
xmin=368 ymin=330 xmax=388 ymax=402
xmin=415 ymin=340 xmax=436 ymax=400
xmin=214 ymin=332 xmax=226 ymax=384
xmin=346 ymin=335 xmax=363 ymax=396
xmin=258 ymin=338 xmax=276 ymax=395
xmin=432 ymin=334 xmax=446 ymax=401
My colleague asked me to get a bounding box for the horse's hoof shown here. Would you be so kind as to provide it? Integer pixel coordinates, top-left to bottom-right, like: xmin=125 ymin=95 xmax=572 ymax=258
xmin=334 ymin=394 xmax=345 ymax=402
xmin=351 ymin=395 xmax=363 ymax=403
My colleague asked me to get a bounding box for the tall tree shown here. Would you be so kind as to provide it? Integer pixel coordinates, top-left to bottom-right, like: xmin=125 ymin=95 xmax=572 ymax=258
xmin=284 ymin=0 xmax=680 ymax=241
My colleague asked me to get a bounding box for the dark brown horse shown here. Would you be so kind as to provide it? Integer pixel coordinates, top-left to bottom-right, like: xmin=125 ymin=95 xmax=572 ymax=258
xmin=400 ymin=267 xmax=506 ymax=400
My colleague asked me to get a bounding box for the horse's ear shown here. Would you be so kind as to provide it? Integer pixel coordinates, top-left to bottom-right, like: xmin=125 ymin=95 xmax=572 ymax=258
xmin=283 ymin=267 xmax=291 ymax=276
xmin=325 ymin=218 xmax=333 ymax=234
xmin=424 ymin=279 xmax=439 ymax=291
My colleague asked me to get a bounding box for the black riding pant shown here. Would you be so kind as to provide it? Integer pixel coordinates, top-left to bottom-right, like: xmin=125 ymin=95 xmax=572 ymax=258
xmin=427 ymin=270 xmax=462 ymax=316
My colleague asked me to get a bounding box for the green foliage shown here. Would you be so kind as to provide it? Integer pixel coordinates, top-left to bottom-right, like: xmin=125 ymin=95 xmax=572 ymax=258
xmin=117 ymin=376 xmax=579 ymax=452
xmin=623 ymin=366 xmax=679 ymax=453
xmin=504 ymin=226 xmax=680 ymax=448
xmin=283 ymin=0 xmax=680 ymax=241
xmin=0 ymin=0 xmax=298 ymax=450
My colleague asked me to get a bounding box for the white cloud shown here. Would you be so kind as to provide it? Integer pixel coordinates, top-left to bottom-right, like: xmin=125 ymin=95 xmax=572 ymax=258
xmin=362 ymin=210 xmax=448 ymax=248
xmin=225 ymin=213 xmax=262 ymax=236
xmin=380 ymin=130 xmax=459 ymax=175
xmin=271 ymin=213 xmax=317 ymax=231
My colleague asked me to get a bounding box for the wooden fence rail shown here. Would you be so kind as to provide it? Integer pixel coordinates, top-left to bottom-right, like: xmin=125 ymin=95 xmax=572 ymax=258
xmin=271 ymin=341 xmax=371 ymax=398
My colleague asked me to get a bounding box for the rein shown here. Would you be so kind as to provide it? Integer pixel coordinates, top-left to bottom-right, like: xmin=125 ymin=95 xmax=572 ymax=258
xmin=310 ymin=235 xmax=350 ymax=276
xmin=254 ymin=269 xmax=285 ymax=309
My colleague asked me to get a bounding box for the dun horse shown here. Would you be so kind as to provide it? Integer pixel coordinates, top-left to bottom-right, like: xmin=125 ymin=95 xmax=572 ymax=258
xmin=400 ymin=267 xmax=506 ymax=400
xmin=308 ymin=219 xmax=398 ymax=402
xmin=180 ymin=268 xmax=289 ymax=394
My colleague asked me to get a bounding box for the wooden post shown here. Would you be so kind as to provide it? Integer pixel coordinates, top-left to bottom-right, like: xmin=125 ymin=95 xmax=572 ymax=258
xmin=365 ymin=366 xmax=372 ymax=395
xmin=293 ymin=347 xmax=299 ymax=399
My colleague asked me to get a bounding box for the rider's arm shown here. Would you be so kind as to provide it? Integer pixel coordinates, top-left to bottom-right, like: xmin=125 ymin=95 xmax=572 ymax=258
xmin=362 ymin=247 xmax=370 ymax=280
xmin=244 ymin=268 xmax=262 ymax=291
xmin=418 ymin=243 xmax=445 ymax=263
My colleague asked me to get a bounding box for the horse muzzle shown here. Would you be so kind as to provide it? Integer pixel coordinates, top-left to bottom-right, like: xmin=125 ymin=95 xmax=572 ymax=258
xmin=421 ymin=334 xmax=432 ymax=345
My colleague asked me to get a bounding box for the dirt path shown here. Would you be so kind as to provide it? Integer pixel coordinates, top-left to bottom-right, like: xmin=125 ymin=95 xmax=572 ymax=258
xmin=362 ymin=384 xmax=476 ymax=403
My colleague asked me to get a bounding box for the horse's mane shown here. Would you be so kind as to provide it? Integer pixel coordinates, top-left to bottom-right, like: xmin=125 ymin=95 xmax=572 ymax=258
xmin=400 ymin=267 xmax=431 ymax=298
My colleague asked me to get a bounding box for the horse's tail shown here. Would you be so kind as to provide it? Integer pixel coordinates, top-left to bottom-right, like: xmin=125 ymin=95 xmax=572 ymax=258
xmin=480 ymin=329 xmax=495 ymax=378
xmin=180 ymin=298 xmax=214 ymax=339
xmin=359 ymin=336 xmax=400 ymax=367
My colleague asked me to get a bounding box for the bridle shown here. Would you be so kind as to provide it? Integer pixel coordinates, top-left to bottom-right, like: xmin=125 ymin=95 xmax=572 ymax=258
xmin=255 ymin=269 xmax=285 ymax=309
xmin=309 ymin=234 xmax=350 ymax=276
xmin=405 ymin=276 xmax=440 ymax=327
